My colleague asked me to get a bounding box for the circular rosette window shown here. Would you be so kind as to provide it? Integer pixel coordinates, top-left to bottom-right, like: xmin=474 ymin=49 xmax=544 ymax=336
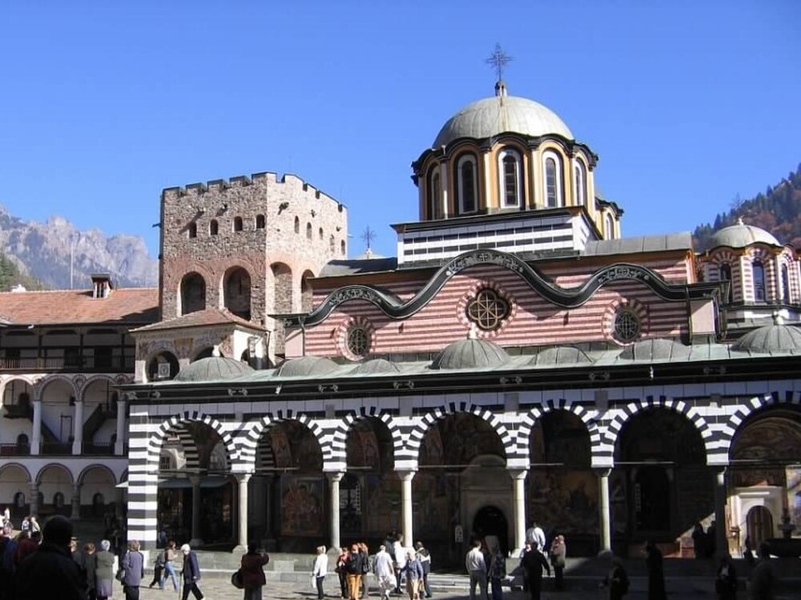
xmin=336 ymin=317 xmax=375 ymax=361
xmin=457 ymin=284 xmax=516 ymax=337
xmin=603 ymin=299 xmax=648 ymax=345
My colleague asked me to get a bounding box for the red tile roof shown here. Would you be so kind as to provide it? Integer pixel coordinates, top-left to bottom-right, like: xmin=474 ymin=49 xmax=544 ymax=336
xmin=131 ymin=307 xmax=263 ymax=333
xmin=0 ymin=288 xmax=159 ymax=326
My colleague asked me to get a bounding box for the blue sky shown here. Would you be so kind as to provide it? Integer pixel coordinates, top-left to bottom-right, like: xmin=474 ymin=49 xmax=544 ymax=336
xmin=1 ymin=1 xmax=799 ymax=259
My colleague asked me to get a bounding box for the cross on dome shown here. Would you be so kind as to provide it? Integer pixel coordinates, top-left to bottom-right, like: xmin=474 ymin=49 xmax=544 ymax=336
xmin=485 ymin=44 xmax=513 ymax=83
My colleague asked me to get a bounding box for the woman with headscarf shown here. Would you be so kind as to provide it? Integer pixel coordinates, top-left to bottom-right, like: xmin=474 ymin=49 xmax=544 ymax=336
xmin=240 ymin=541 xmax=270 ymax=600
xmin=645 ymin=541 xmax=667 ymax=600
xmin=94 ymin=539 xmax=115 ymax=600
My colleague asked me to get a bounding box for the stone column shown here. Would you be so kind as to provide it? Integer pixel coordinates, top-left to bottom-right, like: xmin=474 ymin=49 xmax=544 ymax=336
xmin=235 ymin=473 xmax=251 ymax=551
xmin=71 ymin=483 xmax=81 ymax=520
xmin=31 ymin=399 xmax=42 ymax=455
xmin=327 ymin=472 xmax=344 ymax=551
xmin=399 ymin=470 xmax=416 ymax=547
xmin=509 ymin=469 xmax=528 ymax=556
xmin=115 ymin=398 xmax=126 ymax=455
xmin=72 ymin=397 xmax=84 ymax=455
xmin=29 ymin=483 xmax=39 ymax=517
xmin=713 ymin=467 xmax=728 ymax=559
xmin=189 ymin=475 xmax=203 ymax=547
xmin=595 ymin=468 xmax=612 ymax=554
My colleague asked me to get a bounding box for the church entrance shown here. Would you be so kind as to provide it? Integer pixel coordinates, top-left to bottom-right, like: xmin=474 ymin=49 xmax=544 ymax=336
xmin=472 ymin=506 xmax=509 ymax=555
xmin=746 ymin=506 xmax=773 ymax=549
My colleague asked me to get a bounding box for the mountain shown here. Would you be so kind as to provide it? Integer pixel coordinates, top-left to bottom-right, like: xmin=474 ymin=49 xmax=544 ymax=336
xmin=0 ymin=205 xmax=158 ymax=291
xmin=694 ymin=164 xmax=801 ymax=249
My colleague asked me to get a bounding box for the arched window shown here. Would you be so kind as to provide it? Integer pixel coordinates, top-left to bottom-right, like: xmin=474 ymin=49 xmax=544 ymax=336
xmin=753 ymin=260 xmax=766 ymax=302
xmin=319 ymin=227 xmax=324 ymax=241
xmin=605 ymin=213 xmax=615 ymax=239
xmin=499 ymin=148 xmax=522 ymax=208
xmin=306 ymin=223 xmax=312 ymax=239
xmin=233 ymin=217 xmax=243 ymax=232
xmin=188 ymin=223 xmax=197 ymax=239
xmin=294 ymin=217 xmax=300 ymax=234
xmin=329 ymin=234 xmax=335 ymax=254
xmin=427 ymin=168 xmax=442 ymax=219
xmin=340 ymin=240 xmax=346 ymax=255
xmin=209 ymin=219 xmax=219 ymax=236
xmin=574 ymin=161 xmax=586 ymax=206
xmin=719 ymin=263 xmax=733 ymax=304
xmin=255 ymin=214 xmax=266 ymax=229
xmin=543 ymin=153 xmax=563 ymax=207
xmin=180 ymin=272 xmax=206 ymax=315
xmin=224 ymin=267 xmax=252 ymax=320
xmin=457 ymin=154 xmax=478 ymax=214
xmin=781 ymin=263 xmax=791 ymax=302
xmin=53 ymin=492 xmax=64 ymax=508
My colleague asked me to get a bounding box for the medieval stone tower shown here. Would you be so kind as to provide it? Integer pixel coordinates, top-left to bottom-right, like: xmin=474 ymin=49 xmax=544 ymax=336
xmin=158 ymin=172 xmax=348 ymax=361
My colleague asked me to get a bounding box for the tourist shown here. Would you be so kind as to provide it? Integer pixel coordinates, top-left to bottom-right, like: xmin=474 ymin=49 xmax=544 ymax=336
xmin=161 ymin=540 xmax=180 ymax=590
xmin=0 ymin=524 xmax=18 ymax=600
xmin=28 ymin=515 xmax=40 ymax=534
xmin=14 ymin=515 xmax=86 ymax=600
xmin=180 ymin=543 xmax=205 ymax=600
xmin=743 ymin=537 xmax=756 ymax=567
xmin=14 ymin=530 xmax=38 ymax=565
xmin=345 ymin=542 xmax=366 ymax=600
xmin=520 ymin=541 xmax=550 ymax=600
xmin=240 ymin=541 xmax=270 ymax=600
xmin=414 ymin=541 xmax=432 ymax=598
xmin=401 ymin=549 xmax=424 ymax=600
xmin=526 ymin=524 xmax=546 ymax=553
xmin=20 ymin=515 xmax=30 ymax=533
xmin=748 ymin=543 xmax=775 ymax=600
xmin=121 ymin=539 xmax=145 ymax=600
xmin=692 ymin=522 xmax=708 ymax=559
xmin=465 ymin=537 xmax=488 ymax=600
xmin=715 ymin=554 xmax=738 ymax=600
xmin=94 ymin=540 xmax=115 ymax=600
xmin=549 ymin=534 xmax=566 ymax=591
xmin=148 ymin=542 xmax=166 ymax=588
xmin=312 ymin=545 xmax=328 ymax=600
xmin=644 ymin=540 xmax=666 ymax=600
xmin=374 ymin=544 xmax=396 ymax=600
xmin=337 ymin=546 xmax=350 ymax=599
xmin=360 ymin=542 xmax=372 ymax=599
xmin=84 ymin=542 xmax=97 ymax=600
xmin=393 ymin=533 xmax=407 ymax=594
xmin=487 ymin=536 xmax=506 ymax=600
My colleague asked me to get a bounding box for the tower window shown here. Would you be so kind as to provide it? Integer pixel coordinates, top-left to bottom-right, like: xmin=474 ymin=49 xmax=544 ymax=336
xmin=457 ymin=154 xmax=478 ymax=214
xmin=188 ymin=223 xmax=197 ymax=239
xmin=605 ymin=214 xmax=615 ymax=239
xmin=255 ymin=214 xmax=266 ymax=229
xmin=294 ymin=217 xmax=300 ymax=234
xmin=306 ymin=223 xmax=312 ymax=240
xmin=753 ymin=260 xmax=766 ymax=302
xmin=341 ymin=240 xmax=346 ymax=255
xmin=428 ymin=169 xmax=442 ymax=219
xmin=233 ymin=217 xmax=243 ymax=232
xmin=719 ymin=263 xmax=733 ymax=304
xmin=544 ymin=154 xmax=563 ymax=207
xmin=574 ymin=161 xmax=586 ymax=206
xmin=319 ymin=227 xmax=324 ymax=241
xmin=499 ymin=149 xmax=522 ymax=208
xmin=209 ymin=220 xmax=219 ymax=236
xmin=781 ymin=263 xmax=790 ymax=302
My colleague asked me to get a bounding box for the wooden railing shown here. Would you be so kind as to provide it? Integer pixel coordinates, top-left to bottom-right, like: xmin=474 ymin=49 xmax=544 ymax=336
xmin=0 ymin=357 xmax=134 ymax=373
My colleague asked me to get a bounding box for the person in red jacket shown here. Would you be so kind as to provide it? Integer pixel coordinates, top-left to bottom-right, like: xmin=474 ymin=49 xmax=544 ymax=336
xmin=240 ymin=542 xmax=270 ymax=600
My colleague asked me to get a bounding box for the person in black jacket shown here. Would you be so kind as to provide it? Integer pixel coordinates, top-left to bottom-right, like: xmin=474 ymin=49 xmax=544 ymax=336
xmin=345 ymin=543 xmax=366 ymax=600
xmin=14 ymin=515 xmax=87 ymax=600
xmin=644 ymin=541 xmax=667 ymax=600
xmin=520 ymin=541 xmax=550 ymax=600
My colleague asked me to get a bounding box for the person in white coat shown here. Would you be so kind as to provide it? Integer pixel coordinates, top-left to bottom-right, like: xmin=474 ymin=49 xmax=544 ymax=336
xmin=393 ymin=534 xmax=407 ymax=594
xmin=312 ymin=545 xmax=328 ymax=600
xmin=374 ymin=545 xmax=396 ymax=600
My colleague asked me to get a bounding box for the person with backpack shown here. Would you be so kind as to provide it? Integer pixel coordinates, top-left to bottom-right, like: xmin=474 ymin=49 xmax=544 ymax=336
xmin=414 ymin=541 xmax=432 ymax=599
xmin=148 ymin=544 xmax=166 ymax=588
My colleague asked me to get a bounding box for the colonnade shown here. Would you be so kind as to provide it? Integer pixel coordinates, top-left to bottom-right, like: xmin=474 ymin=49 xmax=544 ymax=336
xmin=29 ymin=397 xmax=127 ymax=455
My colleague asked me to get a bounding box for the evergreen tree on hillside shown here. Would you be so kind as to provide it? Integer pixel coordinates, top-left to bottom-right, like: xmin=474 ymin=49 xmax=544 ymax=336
xmin=0 ymin=253 xmax=45 ymax=291
xmin=693 ymin=164 xmax=801 ymax=249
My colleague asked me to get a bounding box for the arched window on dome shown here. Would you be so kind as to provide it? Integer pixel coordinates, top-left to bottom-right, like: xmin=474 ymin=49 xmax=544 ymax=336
xmin=543 ymin=152 xmax=563 ymax=207
xmin=427 ymin=168 xmax=442 ymax=219
xmin=604 ymin=213 xmax=615 ymax=239
xmin=574 ymin=161 xmax=586 ymax=206
xmin=456 ymin=154 xmax=478 ymax=214
xmin=719 ymin=263 xmax=733 ymax=304
xmin=498 ymin=148 xmax=522 ymax=209
xmin=781 ymin=263 xmax=791 ymax=303
xmin=752 ymin=260 xmax=766 ymax=302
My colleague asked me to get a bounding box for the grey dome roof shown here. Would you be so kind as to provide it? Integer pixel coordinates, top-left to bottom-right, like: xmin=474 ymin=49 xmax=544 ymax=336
xmin=174 ymin=356 xmax=254 ymax=382
xmin=350 ymin=358 xmax=401 ymax=375
xmin=708 ymin=221 xmax=780 ymax=249
xmin=433 ymin=93 xmax=573 ymax=148
xmin=529 ymin=346 xmax=593 ymax=366
xmin=431 ymin=338 xmax=510 ymax=370
xmin=617 ymin=338 xmax=690 ymax=361
xmin=276 ymin=356 xmax=339 ymax=378
xmin=732 ymin=324 xmax=801 ymax=353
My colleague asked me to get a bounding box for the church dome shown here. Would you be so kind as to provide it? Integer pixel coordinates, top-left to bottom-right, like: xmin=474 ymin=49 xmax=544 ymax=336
xmin=431 ymin=337 xmax=510 ymax=370
xmin=708 ymin=219 xmax=780 ymax=249
xmin=276 ymin=356 xmax=339 ymax=378
xmin=433 ymin=84 xmax=573 ymax=148
xmin=173 ymin=355 xmax=254 ymax=383
xmin=732 ymin=323 xmax=801 ymax=353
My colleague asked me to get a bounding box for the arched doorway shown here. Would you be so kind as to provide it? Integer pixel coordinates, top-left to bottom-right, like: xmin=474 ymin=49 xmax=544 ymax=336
xmin=746 ymin=506 xmax=773 ymax=549
xmin=633 ymin=466 xmax=670 ymax=531
xmin=473 ymin=505 xmax=509 ymax=555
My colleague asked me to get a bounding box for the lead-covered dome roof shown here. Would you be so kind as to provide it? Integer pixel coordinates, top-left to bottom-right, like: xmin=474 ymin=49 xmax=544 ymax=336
xmin=708 ymin=220 xmax=780 ymax=249
xmin=431 ymin=337 xmax=510 ymax=370
xmin=732 ymin=323 xmax=801 ymax=353
xmin=433 ymin=84 xmax=573 ymax=148
xmin=174 ymin=356 xmax=254 ymax=382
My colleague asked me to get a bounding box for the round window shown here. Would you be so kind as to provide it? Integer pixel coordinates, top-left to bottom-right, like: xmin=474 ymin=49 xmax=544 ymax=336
xmin=466 ymin=289 xmax=510 ymax=331
xmin=346 ymin=325 xmax=371 ymax=358
xmin=614 ymin=307 xmax=641 ymax=343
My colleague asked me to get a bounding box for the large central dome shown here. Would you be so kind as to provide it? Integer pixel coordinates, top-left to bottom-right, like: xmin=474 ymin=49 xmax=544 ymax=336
xmin=433 ymin=85 xmax=573 ymax=148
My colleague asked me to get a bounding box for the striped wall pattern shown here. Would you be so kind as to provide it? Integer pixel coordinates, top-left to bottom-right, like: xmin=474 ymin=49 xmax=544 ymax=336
xmin=125 ymin=386 xmax=800 ymax=548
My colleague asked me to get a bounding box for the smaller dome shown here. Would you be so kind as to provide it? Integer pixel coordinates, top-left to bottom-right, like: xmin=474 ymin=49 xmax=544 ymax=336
xmin=350 ymin=358 xmax=401 ymax=375
xmin=173 ymin=356 xmax=254 ymax=382
xmin=431 ymin=338 xmax=510 ymax=370
xmin=529 ymin=346 xmax=593 ymax=366
xmin=732 ymin=323 xmax=801 ymax=353
xmin=276 ymin=356 xmax=339 ymax=378
xmin=617 ymin=338 xmax=690 ymax=361
xmin=708 ymin=219 xmax=780 ymax=249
